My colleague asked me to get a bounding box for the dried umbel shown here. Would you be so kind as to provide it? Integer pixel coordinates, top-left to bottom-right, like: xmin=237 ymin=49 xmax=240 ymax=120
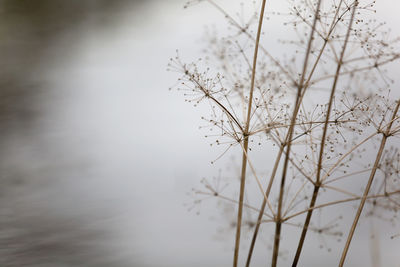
xmin=169 ymin=0 xmax=400 ymax=266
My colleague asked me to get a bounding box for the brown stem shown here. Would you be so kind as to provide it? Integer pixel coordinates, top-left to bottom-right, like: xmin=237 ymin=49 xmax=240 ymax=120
xmin=292 ymin=2 xmax=358 ymax=266
xmin=234 ymin=138 xmax=250 ymax=267
xmin=207 ymin=0 xmax=296 ymax=85
xmin=233 ymin=1 xmax=267 ymax=266
xmin=187 ymin=72 xmax=243 ymax=132
xmin=283 ymin=190 xmax=400 ymax=222
xmin=271 ymin=89 xmax=301 ymax=267
xmin=339 ymin=100 xmax=400 ymax=267
xmin=270 ymin=1 xmax=322 ymax=266
xmin=291 ymin=185 xmax=320 ymax=267
xmin=247 ymin=5 xmax=350 ymax=261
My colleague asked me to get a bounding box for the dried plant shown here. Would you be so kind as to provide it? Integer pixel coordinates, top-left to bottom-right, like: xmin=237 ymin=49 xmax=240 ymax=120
xmin=169 ymin=0 xmax=400 ymax=266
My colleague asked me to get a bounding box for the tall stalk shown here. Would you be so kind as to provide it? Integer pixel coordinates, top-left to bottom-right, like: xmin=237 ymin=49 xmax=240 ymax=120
xmin=291 ymin=2 xmax=358 ymax=266
xmin=245 ymin=1 xmax=354 ymax=265
xmin=270 ymin=1 xmax=322 ymax=267
xmin=339 ymin=100 xmax=400 ymax=267
xmin=233 ymin=1 xmax=267 ymax=266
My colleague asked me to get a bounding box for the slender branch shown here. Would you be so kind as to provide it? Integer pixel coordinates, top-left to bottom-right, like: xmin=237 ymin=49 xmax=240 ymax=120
xmin=282 ymin=190 xmax=400 ymax=222
xmin=206 ymin=0 xmax=297 ymax=85
xmin=246 ymin=10 xmax=353 ymax=260
xmin=321 ymin=184 xmax=359 ymax=198
xmin=215 ymin=193 xmax=273 ymax=219
xmin=271 ymin=2 xmax=322 ymax=267
xmin=324 ymin=168 xmax=373 ymax=185
xmin=282 ymin=180 xmax=308 ymax=218
xmin=292 ymin=3 xmax=358 ymax=265
xmin=186 ymin=71 xmax=244 ymax=132
xmin=299 ymin=0 xmax=347 ymax=102
xmin=339 ymin=100 xmax=400 ymax=267
xmin=239 ymin=141 xmax=276 ymax=217
xmin=245 ymin=144 xmax=284 ymax=267
xmin=321 ymin=132 xmax=378 ymax=182
xmin=310 ymin=55 xmax=400 ymax=85
xmin=249 ymin=119 xmax=356 ymax=136
xmin=233 ymin=1 xmax=267 ymax=266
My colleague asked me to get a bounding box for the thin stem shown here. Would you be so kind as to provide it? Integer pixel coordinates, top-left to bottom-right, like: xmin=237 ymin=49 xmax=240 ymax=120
xmin=271 ymin=1 xmax=322 ymax=266
xmin=246 ymin=8 xmax=351 ymax=259
xmin=310 ymin=55 xmax=400 ymax=85
xmin=321 ymin=132 xmax=378 ymax=182
xmin=299 ymin=0 xmax=347 ymax=102
xmin=282 ymin=190 xmax=400 ymax=222
xmin=324 ymin=168 xmax=373 ymax=185
xmin=217 ymin=193 xmax=273 ymax=219
xmin=339 ymin=100 xmax=400 ymax=267
xmin=239 ymin=141 xmax=276 ymax=217
xmin=292 ymin=3 xmax=358 ymax=266
xmin=190 ymin=74 xmax=243 ymax=132
xmin=233 ymin=1 xmax=267 ymax=266
xmin=249 ymin=119 xmax=355 ymax=136
xmin=207 ymin=0 xmax=297 ymax=85
xmin=245 ymin=144 xmax=284 ymax=267
xmin=321 ymin=184 xmax=359 ymax=198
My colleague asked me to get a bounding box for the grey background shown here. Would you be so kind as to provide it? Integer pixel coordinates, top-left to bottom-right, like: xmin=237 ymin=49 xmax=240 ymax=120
xmin=0 ymin=0 xmax=399 ymax=266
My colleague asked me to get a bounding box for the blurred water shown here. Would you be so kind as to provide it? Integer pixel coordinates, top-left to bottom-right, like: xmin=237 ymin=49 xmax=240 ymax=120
xmin=0 ymin=0 xmax=233 ymax=266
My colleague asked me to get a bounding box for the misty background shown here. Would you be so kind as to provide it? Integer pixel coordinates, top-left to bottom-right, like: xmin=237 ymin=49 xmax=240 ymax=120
xmin=1 ymin=0 xmax=399 ymax=266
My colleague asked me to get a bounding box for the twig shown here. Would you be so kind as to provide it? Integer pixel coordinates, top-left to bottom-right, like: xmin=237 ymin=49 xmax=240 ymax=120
xmin=339 ymin=99 xmax=400 ymax=267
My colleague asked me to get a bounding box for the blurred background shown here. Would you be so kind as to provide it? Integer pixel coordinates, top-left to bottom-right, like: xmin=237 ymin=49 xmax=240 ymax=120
xmin=0 ymin=0 xmax=399 ymax=266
